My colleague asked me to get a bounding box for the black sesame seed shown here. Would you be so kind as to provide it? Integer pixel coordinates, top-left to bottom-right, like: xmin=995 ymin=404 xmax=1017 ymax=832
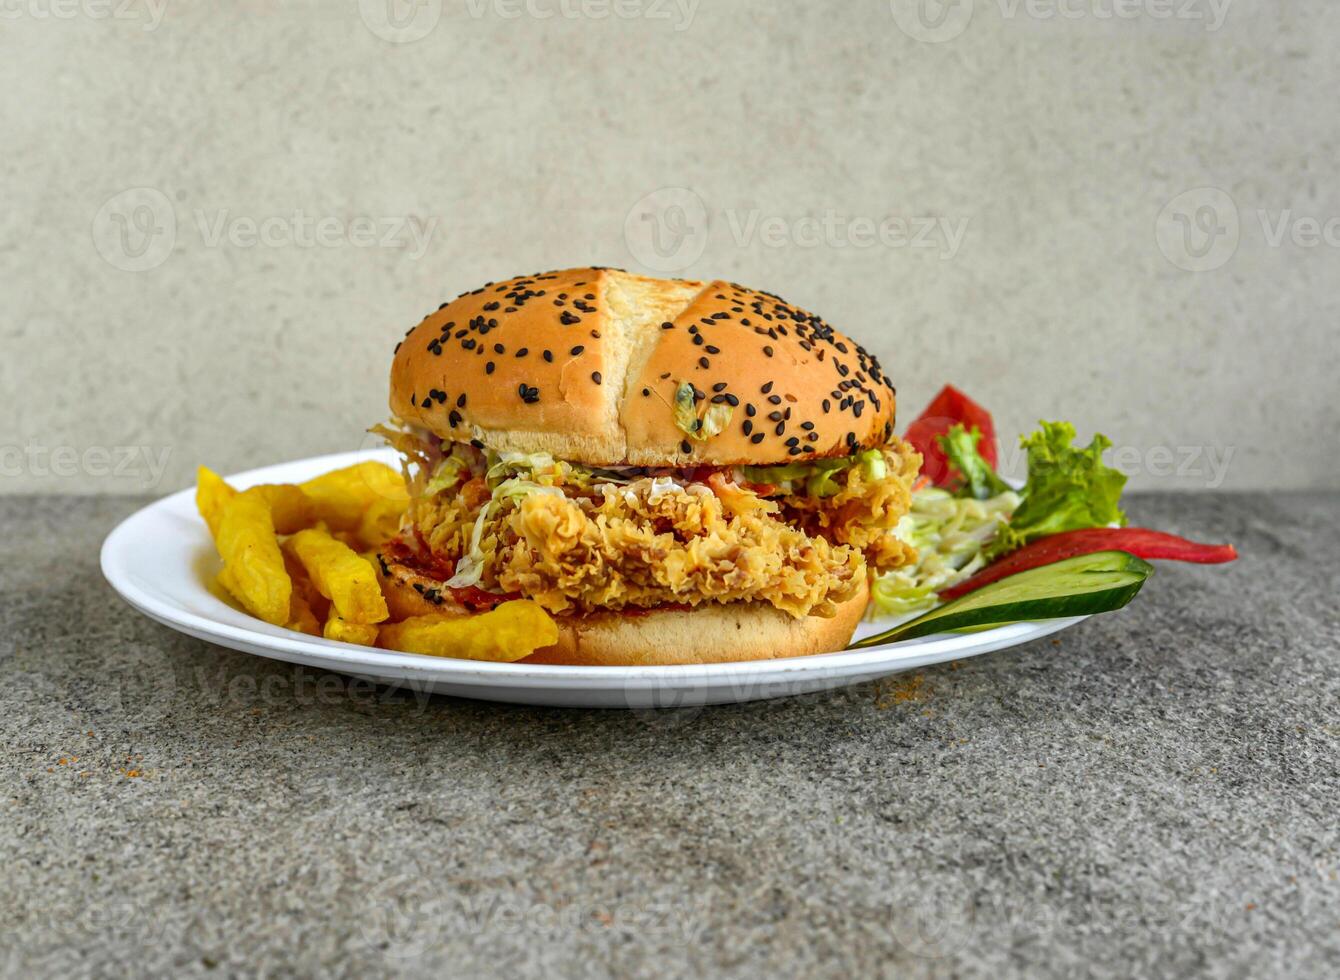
xmin=698 ymin=357 xmax=710 ymax=369
xmin=763 ymin=346 xmax=774 ymax=357
xmin=724 ymin=393 xmax=739 ymax=407
xmin=681 ymin=440 xmax=693 ymax=454
xmin=691 ymin=334 xmax=704 ymax=346
xmin=800 ymin=421 xmax=815 ymax=431
xmin=448 ymin=410 xmax=462 ymax=427
xmin=742 ymin=420 xmax=753 ymax=435
xmin=471 ymin=438 xmax=485 ymax=449
xmin=774 ymin=422 xmax=785 ymax=436
xmin=485 ymin=362 xmax=495 ymax=374
xmin=641 ymin=388 xmax=650 ymax=397
xmin=822 ymin=399 xmax=831 ymax=413
xmin=543 ymin=350 xmax=554 ymax=362
xmin=515 ymin=348 xmax=528 ymax=358
xmin=420 ymin=397 xmax=431 ymax=409
xmin=750 ymin=433 xmax=765 ymax=444
xmin=785 ymin=436 xmax=799 ymax=447
xmin=768 ymin=411 xmax=783 ymax=422
xmin=661 ymin=321 xmax=674 ymax=330
xmin=767 ymin=395 xmax=782 ymax=405
xmin=457 ymin=393 xmax=467 ymax=408
xmin=712 ymin=382 xmax=727 ymax=392
xmin=704 ymin=345 xmax=720 ymax=355
xmin=761 ymin=381 xmax=774 ymax=394
xmin=745 ymin=404 xmax=756 ymax=418
xmin=591 ymin=371 xmax=602 ymax=385
xmin=710 ymin=394 xmax=727 ymax=404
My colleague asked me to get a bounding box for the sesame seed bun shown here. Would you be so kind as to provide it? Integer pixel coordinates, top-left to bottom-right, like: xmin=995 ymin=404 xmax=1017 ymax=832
xmin=377 ymin=550 xmax=869 ymax=666
xmin=389 ymin=267 xmax=897 ymax=466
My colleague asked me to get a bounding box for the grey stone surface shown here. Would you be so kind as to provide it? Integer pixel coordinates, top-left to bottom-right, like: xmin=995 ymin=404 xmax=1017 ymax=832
xmin=1 ymin=492 xmax=1337 ymax=978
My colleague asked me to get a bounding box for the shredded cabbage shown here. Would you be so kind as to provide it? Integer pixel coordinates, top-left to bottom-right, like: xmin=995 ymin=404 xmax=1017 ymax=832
xmin=445 ymin=476 xmax=565 ymax=589
xmin=868 ymin=487 xmax=1020 ymax=619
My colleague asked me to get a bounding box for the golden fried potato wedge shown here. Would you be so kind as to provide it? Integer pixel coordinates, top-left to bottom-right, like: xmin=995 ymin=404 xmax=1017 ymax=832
xmin=251 ymin=484 xmax=315 ymax=535
xmin=376 ymin=601 xmax=557 ymax=662
xmin=284 ymin=527 xmax=389 ymax=625
xmin=323 ymin=613 xmax=380 ymax=647
xmin=215 ymin=489 xmax=292 ymax=626
xmin=300 ymin=461 xmax=408 ymax=532
xmin=357 ymin=495 xmax=408 ymax=550
xmin=286 ymin=595 xmax=322 ymax=636
xmin=196 ymin=466 xmax=238 ymax=539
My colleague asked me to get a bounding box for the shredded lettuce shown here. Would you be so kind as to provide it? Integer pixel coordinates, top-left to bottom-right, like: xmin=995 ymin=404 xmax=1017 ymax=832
xmin=939 ymin=425 xmax=1011 ymax=501
xmin=871 ymin=418 xmax=1128 ymax=617
xmin=987 ymin=421 xmax=1126 ymax=557
xmin=445 ymin=475 xmax=565 ymax=589
xmin=869 ymin=487 xmax=1020 ymax=618
xmin=423 ymin=453 xmax=472 ymax=497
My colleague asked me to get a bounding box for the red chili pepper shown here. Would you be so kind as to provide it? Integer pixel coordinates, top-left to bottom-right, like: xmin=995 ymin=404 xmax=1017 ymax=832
xmin=940 ymin=527 xmax=1238 ymax=600
xmin=904 ymin=384 xmax=998 ymax=486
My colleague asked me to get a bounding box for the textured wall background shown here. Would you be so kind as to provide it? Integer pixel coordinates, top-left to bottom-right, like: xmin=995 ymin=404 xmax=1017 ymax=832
xmin=3 ymin=0 xmax=1336 ymax=493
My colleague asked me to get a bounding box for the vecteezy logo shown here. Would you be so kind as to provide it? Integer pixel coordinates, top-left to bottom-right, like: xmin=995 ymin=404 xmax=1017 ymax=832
xmin=622 ymin=674 xmax=708 ymax=730
xmin=1155 ymin=186 xmax=1240 ymax=272
xmin=623 ymin=187 xmax=709 ymax=273
xmin=889 ymin=0 xmax=974 ymax=43
xmin=888 ymin=872 xmax=978 ymax=958
xmin=359 ymin=0 xmax=442 ymax=43
xmin=91 ymin=187 xmax=176 ymax=272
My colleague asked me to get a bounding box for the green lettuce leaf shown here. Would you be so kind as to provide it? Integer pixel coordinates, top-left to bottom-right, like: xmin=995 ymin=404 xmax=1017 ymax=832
xmin=938 ymin=424 xmax=1012 ymax=500
xmin=988 ymin=421 xmax=1126 ymax=557
xmin=674 ymin=381 xmax=733 ymax=442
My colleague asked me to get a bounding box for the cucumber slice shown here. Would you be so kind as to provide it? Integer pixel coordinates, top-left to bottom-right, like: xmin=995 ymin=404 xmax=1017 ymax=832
xmin=851 ymin=550 xmax=1153 ymax=649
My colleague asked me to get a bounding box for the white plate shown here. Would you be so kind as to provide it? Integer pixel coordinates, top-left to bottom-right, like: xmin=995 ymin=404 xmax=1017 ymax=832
xmin=100 ymin=450 xmax=1087 ymax=709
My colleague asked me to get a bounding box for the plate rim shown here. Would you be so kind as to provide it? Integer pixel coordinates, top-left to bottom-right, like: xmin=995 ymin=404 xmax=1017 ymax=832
xmin=99 ymin=449 xmax=1089 ymax=690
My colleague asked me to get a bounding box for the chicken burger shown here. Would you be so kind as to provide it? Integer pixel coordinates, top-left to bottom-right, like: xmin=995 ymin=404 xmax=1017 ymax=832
xmin=375 ymin=267 xmax=920 ymax=665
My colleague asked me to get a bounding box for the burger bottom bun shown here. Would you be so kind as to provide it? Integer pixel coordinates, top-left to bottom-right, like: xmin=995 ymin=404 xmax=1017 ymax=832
xmin=376 ymin=554 xmax=868 ymax=667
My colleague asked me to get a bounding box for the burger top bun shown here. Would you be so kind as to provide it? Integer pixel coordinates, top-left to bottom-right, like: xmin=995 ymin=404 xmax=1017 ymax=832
xmin=389 ymin=267 xmax=897 ymax=467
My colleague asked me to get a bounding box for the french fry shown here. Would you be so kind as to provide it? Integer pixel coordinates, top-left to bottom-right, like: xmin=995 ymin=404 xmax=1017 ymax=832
xmin=215 ymin=489 xmax=292 ymax=626
xmin=300 ymin=461 xmax=408 ymax=532
xmin=283 ymin=551 xmax=331 ymax=621
xmin=376 ymin=601 xmax=558 ymax=662
xmin=284 ymin=527 xmax=389 ymax=625
xmin=357 ymin=495 xmax=408 ymax=550
xmin=198 ymin=460 xmax=411 ymax=639
xmin=252 ymin=484 xmax=314 ymax=534
xmin=197 ymin=468 xmax=314 ymax=536
xmin=323 ymin=613 xmax=380 ymax=647
xmin=213 ymin=565 xmax=242 ymax=606
xmin=196 ymin=466 xmax=238 ymax=539
xmin=286 ymin=595 xmax=322 ymax=636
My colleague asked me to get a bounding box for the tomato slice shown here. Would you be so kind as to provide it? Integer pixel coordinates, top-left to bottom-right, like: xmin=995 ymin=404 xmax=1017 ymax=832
xmin=904 ymin=384 xmax=998 ymax=486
